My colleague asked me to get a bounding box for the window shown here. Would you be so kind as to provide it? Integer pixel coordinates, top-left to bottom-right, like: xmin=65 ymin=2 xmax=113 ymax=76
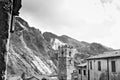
xmin=83 ymin=70 xmax=86 ymax=76
xmin=111 ymin=61 xmax=116 ymax=72
xmin=61 ymin=50 xmax=64 ymax=56
xmin=98 ymin=61 xmax=101 ymax=71
xmin=69 ymin=51 xmax=71 ymax=56
xmin=79 ymin=69 xmax=81 ymax=74
xmin=69 ymin=60 xmax=71 ymax=64
xmin=90 ymin=61 xmax=92 ymax=70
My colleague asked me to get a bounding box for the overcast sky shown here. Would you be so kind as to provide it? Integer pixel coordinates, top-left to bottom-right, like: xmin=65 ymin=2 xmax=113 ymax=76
xmin=20 ymin=0 xmax=120 ymax=49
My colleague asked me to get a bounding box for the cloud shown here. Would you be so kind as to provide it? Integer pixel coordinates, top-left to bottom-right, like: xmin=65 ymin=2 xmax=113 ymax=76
xmin=20 ymin=0 xmax=120 ymax=49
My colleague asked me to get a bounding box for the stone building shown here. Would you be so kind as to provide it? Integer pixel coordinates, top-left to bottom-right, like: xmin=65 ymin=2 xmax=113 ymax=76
xmin=77 ymin=63 xmax=87 ymax=80
xmin=87 ymin=50 xmax=120 ymax=80
xmin=57 ymin=45 xmax=77 ymax=80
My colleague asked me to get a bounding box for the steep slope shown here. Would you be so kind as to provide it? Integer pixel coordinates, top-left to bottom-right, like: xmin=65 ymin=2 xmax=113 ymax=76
xmin=43 ymin=32 xmax=113 ymax=64
xmin=7 ymin=17 xmax=57 ymax=80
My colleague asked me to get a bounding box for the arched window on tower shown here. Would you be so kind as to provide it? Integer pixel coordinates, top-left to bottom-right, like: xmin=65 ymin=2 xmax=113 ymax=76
xmin=69 ymin=59 xmax=71 ymax=64
xmin=69 ymin=51 xmax=71 ymax=56
xmin=61 ymin=50 xmax=64 ymax=56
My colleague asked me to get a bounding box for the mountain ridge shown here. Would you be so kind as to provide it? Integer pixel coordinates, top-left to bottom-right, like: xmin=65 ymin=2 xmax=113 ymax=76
xmin=7 ymin=17 xmax=114 ymax=80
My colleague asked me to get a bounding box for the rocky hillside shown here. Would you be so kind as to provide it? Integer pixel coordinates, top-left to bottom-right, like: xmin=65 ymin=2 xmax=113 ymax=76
xmin=43 ymin=32 xmax=113 ymax=64
xmin=7 ymin=17 xmax=57 ymax=80
xmin=7 ymin=17 xmax=113 ymax=80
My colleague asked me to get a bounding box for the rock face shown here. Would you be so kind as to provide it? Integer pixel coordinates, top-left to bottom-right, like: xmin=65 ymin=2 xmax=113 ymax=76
xmin=7 ymin=17 xmax=113 ymax=80
xmin=0 ymin=1 xmax=12 ymax=80
xmin=7 ymin=17 xmax=57 ymax=80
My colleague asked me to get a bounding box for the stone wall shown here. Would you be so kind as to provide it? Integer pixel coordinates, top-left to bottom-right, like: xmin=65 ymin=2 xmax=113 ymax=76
xmin=0 ymin=0 xmax=11 ymax=80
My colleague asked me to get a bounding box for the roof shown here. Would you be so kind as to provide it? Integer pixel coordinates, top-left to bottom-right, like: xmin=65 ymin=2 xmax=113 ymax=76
xmin=77 ymin=63 xmax=87 ymax=67
xmin=87 ymin=50 xmax=120 ymax=60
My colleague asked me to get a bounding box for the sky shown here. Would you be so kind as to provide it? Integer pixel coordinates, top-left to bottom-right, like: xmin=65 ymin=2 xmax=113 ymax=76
xmin=20 ymin=0 xmax=120 ymax=49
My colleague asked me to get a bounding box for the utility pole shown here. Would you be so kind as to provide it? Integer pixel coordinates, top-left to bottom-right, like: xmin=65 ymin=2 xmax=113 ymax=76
xmin=0 ymin=0 xmax=13 ymax=80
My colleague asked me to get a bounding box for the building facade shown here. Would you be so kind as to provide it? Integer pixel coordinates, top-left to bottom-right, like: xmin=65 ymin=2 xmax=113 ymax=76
xmin=87 ymin=50 xmax=120 ymax=80
xmin=77 ymin=63 xmax=88 ymax=80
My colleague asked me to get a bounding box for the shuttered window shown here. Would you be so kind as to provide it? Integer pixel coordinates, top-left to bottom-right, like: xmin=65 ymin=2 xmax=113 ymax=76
xmin=90 ymin=61 xmax=92 ymax=70
xmin=111 ymin=61 xmax=116 ymax=72
xmin=83 ymin=70 xmax=86 ymax=76
xmin=79 ymin=69 xmax=81 ymax=74
xmin=98 ymin=61 xmax=101 ymax=71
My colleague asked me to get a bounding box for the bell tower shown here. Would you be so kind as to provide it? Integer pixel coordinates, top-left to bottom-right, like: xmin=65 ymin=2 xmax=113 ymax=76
xmin=57 ymin=45 xmax=76 ymax=80
xmin=66 ymin=45 xmax=75 ymax=80
xmin=58 ymin=45 xmax=67 ymax=80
